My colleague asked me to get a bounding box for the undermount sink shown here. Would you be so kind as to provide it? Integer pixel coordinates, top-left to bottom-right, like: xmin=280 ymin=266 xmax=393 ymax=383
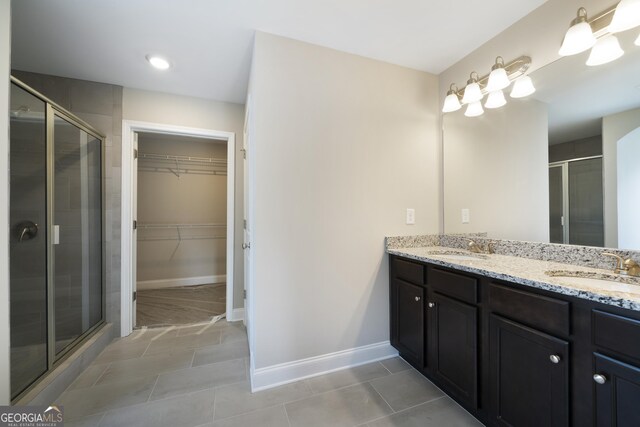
xmin=545 ymin=270 xmax=640 ymax=294
xmin=427 ymin=250 xmax=488 ymax=261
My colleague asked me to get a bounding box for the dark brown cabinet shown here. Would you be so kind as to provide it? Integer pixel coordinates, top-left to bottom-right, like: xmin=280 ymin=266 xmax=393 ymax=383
xmin=429 ymin=292 xmax=478 ymax=409
xmin=593 ymin=353 xmax=640 ymax=426
xmin=393 ymin=279 xmax=424 ymax=367
xmin=489 ymin=314 xmax=569 ymax=427
xmin=389 ymin=254 xmax=640 ymax=427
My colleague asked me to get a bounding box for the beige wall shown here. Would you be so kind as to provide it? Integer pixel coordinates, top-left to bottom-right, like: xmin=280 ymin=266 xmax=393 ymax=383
xmin=137 ymin=135 xmax=228 ymax=283
xmin=602 ymin=107 xmax=640 ymax=248
xmin=249 ymin=32 xmax=440 ymax=370
xmin=122 ymin=88 xmax=245 ymax=308
xmin=443 ymin=99 xmax=549 ymax=241
xmin=0 ymin=0 xmax=11 ymax=405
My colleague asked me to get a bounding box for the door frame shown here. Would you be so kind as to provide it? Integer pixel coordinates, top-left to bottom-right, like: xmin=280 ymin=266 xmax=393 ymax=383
xmin=121 ymin=120 xmax=236 ymax=337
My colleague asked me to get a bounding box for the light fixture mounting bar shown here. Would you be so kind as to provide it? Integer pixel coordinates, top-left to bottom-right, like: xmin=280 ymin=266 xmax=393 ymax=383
xmin=588 ymin=4 xmax=617 ymax=37
xmin=454 ymin=55 xmax=532 ymax=98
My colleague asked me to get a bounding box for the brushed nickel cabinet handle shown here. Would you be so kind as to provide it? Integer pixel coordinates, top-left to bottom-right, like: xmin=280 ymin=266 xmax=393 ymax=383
xmin=593 ymin=374 xmax=607 ymax=384
xmin=549 ymin=354 xmax=561 ymax=364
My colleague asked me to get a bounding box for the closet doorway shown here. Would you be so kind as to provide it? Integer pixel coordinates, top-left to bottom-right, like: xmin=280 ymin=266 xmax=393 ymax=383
xmin=122 ymin=122 xmax=235 ymax=335
xmin=134 ymin=133 xmax=228 ymax=327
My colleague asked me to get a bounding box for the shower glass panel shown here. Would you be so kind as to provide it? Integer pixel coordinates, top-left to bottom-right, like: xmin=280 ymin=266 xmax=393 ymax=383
xmin=9 ymin=78 xmax=105 ymax=401
xmin=549 ymin=165 xmax=564 ymax=244
xmin=568 ymin=158 xmax=604 ymax=247
xmin=53 ymin=115 xmax=103 ymax=355
xmin=9 ymin=84 xmax=48 ymax=399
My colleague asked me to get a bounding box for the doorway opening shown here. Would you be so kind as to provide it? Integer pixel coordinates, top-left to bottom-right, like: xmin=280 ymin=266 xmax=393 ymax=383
xmin=122 ymin=121 xmax=235 ymax=336
xmin=134 ymin=132 xmax=228 ymax=327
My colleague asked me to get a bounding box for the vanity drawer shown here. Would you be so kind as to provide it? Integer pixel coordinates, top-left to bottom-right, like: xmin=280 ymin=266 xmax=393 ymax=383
xmin=393 ymin=257 xmax=425 ymax=285
xmin=429 ymin=267 xmax=478 ymax=304
xmin=593 ymin=310 xmax=640 ymax=361
xmin=489 ymin=283 xmax=570 ymax=337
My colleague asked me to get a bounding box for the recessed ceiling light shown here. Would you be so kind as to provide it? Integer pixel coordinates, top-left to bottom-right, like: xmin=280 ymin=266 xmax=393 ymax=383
xmin=146 ymin=55 xmax=171 ymax=70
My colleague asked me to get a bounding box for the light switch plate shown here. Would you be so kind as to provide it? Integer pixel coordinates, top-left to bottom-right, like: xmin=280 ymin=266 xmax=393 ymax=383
xmin=406 ymin=208 xmax=415 ymax=225
xmin=461 ymin=209 xmax=470 ymax=224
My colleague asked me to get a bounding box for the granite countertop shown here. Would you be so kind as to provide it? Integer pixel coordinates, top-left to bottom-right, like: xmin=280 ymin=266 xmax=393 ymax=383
xmin=388 ymin=246 xmax=640 ymax=311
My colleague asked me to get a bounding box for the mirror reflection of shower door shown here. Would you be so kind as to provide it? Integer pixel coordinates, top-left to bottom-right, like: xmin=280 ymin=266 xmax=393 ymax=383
xmin=9 ymin=84 xmax=48 ymax=399
xmin=549 ymin=165 xmax=564 ymax=244
xmin=53 ymin=113 xmax=103 ymax=356
xmin=548 ymin=157 xmax=604 ymax=246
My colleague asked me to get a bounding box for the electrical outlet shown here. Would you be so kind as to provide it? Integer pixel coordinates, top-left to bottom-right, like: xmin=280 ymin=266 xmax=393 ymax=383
xmin=406 ymin=208 xmax=415 ymax=225
xmin=461 ymin=209 xmax=470 ymax=224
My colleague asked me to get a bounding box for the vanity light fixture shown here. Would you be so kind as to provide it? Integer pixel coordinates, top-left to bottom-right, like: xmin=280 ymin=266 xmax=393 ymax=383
xmin=485 ymin=90 xmax=507 ymax=109
xmin=586 ymin=34 xmax=624 ymax=66
xmin=442 ymin=55 xmax=531 ymax=115
xmin=462 ymin=72 xmax=483 ymax=104
xmin=609 ymin=0 xmax=640 ymax=33
xmin=635 ymin=32 xmax=640 ymax=46
xmin=146 ymin=55 xmax=171 ymax=70
xmin=442 ymin=84 xmax=462 ymax=113
xmin=486 ymin=57 xmax=511 ymax=92
xmin=559 ymin=7 xmax=597 ymax=56
xmin=510 ymin=75 xmax=536 ymax=98
xmin=464 ymin=101 xmax=484 ymax=117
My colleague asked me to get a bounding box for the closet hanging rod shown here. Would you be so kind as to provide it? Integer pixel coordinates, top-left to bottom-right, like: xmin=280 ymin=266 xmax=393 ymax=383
xmin=137 ymin=223 xmax=226 ymax=229
xmin=137 ymin=236 xmax=226 ymax=241
xmin=138 ymin=152 xmax=227 ymax=164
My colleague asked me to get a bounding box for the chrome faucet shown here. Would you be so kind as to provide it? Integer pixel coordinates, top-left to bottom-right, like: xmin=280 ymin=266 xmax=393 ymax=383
xmin=602 ymin=252 xmax=640 ymax=277
xmin=467 ymin=239 xmax=495 ymax=254
xmin=467 ymin=239 xmax=483 ymax=253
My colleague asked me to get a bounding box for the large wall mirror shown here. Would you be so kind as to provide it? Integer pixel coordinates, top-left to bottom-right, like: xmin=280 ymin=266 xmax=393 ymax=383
xmin=443 ymin=29 xmax=640 ymax=250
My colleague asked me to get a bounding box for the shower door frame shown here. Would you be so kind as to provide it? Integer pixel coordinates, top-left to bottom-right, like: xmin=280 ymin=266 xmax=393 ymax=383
xmin=10 ymin=77 xmax=107 ymax=403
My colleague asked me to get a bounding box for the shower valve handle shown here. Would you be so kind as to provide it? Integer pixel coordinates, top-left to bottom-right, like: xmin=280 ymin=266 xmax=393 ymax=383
xmin=16 ymin=221 xmax=38 ymax=242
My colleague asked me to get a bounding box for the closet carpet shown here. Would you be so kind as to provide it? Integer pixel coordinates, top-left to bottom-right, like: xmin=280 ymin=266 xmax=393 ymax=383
xmin=136 ymin=283 xmax=226 ymax=327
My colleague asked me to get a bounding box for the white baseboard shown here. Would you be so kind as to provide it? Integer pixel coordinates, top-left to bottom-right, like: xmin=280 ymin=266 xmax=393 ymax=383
xmin=228 ymin=308 xmax=245 ymax=322
xmin=251 ymin=341 xmax=398 ymax=392
xmin=137 ymin=275 xmax=226 ymax=290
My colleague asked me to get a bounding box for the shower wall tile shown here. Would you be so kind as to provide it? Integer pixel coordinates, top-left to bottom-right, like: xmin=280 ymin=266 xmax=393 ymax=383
xmin=69 ymin=80 xmax=114 ymax=116
xmin=12 ymin=70 xmax=72 ymax=110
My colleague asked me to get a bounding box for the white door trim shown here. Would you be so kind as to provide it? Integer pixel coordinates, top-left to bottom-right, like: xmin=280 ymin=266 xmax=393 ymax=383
xmin=121 ymin=120 xmax=236 ymax=337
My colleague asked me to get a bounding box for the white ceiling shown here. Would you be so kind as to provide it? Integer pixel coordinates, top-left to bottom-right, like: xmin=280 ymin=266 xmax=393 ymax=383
xmin=10 ymin=0 xmax=546 ymax=104
xmin=532 ymin=30 xmax=640 ymax=145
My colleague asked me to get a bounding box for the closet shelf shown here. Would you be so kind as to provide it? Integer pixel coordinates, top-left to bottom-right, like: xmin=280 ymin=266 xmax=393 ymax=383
xmin=138 ymin=152 xmax=227 ymax=165
xmin=137 ymin=223 xmax=226 ymax=229
xmin=137 ymin=235 xmax=226 ymax=241
xmin=137 ymin=152 xmax=227 ymax=177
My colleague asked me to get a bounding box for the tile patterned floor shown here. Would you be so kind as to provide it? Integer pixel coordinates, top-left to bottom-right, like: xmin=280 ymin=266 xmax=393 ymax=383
xmin=60 ymin=321 xmax=482 ymax=427
xmin=136 ymin=283 xmax=226 ymax=327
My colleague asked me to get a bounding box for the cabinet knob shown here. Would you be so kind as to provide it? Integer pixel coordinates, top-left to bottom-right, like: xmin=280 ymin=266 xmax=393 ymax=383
xmin=428 ymin=302 xmax=435 ymax=308
xmin=415 ymin=296 xmax=421 ymax=302
xmin=549 ymin=354 xmax=561 ymax=364
xmin=593 ymin=374 xmax=607 ymax=385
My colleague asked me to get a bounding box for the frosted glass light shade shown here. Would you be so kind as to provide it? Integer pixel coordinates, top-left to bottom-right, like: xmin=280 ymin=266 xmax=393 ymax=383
xmin=586 ymin=35 xmax=624 ymax=66
xmin=462 ymin=82 xmax=483 ymax=104
xmin=486 ymin=68 xmax=510 ymax=92
xmin=464 ymin=101 xmax=484 ymax=117
xmin=485 ymin=90 xmax=507 ymax=109
xmin=559 ymin=21 xmax=596 ymax=56
xmin=510 ymin=76 xmax=536 ymax=98
xmin=635 ymin=32 xmax=640 ymax=46
xmin=442 ymin=93 xmax=462 ymax=113
xmin=609 ymin=0 xmax=640 ymax=33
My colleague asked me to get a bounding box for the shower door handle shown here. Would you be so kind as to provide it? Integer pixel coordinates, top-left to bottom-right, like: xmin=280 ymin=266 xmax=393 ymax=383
xmin=16 ymin=221 xmax=39 ymax=242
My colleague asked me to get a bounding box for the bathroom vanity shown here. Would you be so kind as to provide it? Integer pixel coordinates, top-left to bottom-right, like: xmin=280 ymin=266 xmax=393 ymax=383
xmin=388 ymin=244 xmax=640 ymax=427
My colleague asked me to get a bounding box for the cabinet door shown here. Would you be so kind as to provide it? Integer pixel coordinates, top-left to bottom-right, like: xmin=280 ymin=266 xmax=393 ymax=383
xmin=594 ymin=353 xmax=640 ymax=427
xmin=429 ymin=293 xmax=477 ymax=409
xmin=490 ymin=314 xmax=569 ymax=427
xmin=394 ymin=280 xmax=424 ymax=367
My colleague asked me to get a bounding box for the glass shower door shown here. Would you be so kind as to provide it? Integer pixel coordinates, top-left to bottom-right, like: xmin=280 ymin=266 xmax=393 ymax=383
xmin=9 ymin=78 xmax=105 ymax=401
xmin=9 ymin=83 xmax=49 ymax=399
xmin=53 ymin=113 xmax=103 ymax=356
